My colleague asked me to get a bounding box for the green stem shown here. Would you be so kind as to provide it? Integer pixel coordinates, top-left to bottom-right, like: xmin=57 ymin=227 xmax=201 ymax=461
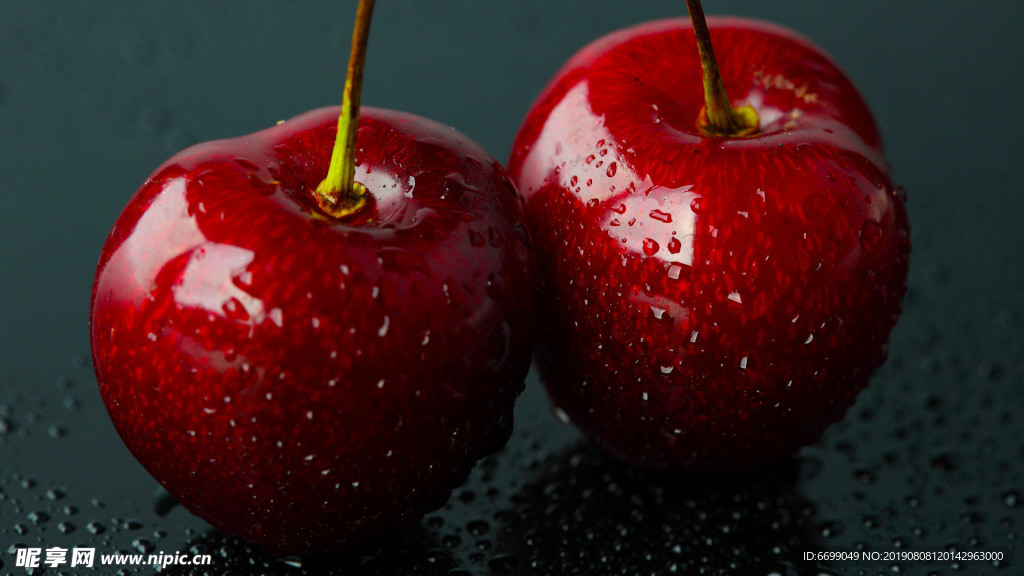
xmin=685 ymin=0 xmax=758 ymax=136
xmin=314 ymin=0 xmax=375 ymax=218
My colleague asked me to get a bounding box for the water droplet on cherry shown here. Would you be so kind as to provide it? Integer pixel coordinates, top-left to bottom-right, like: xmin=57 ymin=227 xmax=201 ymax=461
xmin=859 ymin=219 xmax=883 ymax=254
xmin=468 ymin=228 xmax=486 ymax=247
xmin=649 ymin=209 xmax=672 ymax=223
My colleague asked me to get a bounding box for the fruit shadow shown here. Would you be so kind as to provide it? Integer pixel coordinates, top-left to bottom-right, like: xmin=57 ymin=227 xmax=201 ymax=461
xmin=158 ymin=519 xmax=456 ymax=576
xmin=490 ymin=441 xmax=832 ymax=576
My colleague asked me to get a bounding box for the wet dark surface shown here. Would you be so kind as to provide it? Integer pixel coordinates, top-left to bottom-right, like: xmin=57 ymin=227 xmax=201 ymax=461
xmin=2 ymin=2 xmax=1023 ymax=575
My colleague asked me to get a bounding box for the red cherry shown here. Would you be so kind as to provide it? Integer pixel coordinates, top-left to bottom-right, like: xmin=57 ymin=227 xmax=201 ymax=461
xmin=91 ymin=106 xmax=534 ymax=555
xmin=90 ymin=1 xmax=534 ymax=555
xmin=509 ymin=12 xmax=909 ymax=471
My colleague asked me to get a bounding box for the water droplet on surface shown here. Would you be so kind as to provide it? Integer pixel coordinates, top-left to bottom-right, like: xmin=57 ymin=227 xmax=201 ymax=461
xmin=488 ymin=554 xmax=518 ymax=572
xmin=132 ymin=538 xmax=155 ymax=554
xmin=488 ymin=226 xmax=504 ymax=247
xmin=642 ymin=238 xmax=659 ymax=256
xmin=855 ymin=470 xmax=877 ymax=484
xmin=859 ymin=219 xmax=884 ymax=253
xmin=468 ymin=228 xmax=486 ymax=247
xmin=818 ymin=521 xmax=844 ymax=538
xmin=649 ymin=209 xmax=672 ymax=223
xmin=486 ymin=273 xmax=506 ymax=300
xmin=466 ymin=520 xmax=489 ymax=536
xmin=802 ymin=194 xmax=831 ymax=221
xmin=27 ymin=511 xmax=49 ymax=525
xmin=929 ymin=453 xmax=959 ymax=472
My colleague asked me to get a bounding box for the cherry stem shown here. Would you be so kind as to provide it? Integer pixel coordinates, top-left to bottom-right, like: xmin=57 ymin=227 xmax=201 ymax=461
xmin=685 ymin=0 xmax=758 ymax=136
xmin=314 ymin=0 xmax=375 ymax=218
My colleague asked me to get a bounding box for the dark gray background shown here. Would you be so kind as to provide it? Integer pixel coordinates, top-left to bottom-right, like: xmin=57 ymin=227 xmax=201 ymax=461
xmin=1 ymin=2 xmax=1022 ymax=575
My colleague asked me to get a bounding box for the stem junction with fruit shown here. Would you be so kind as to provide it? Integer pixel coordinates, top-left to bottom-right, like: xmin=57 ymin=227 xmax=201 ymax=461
xmin=314 ymin=0 xmax=375 ymax=218
xmin=685 ymin=0 xmax=759 ymax=137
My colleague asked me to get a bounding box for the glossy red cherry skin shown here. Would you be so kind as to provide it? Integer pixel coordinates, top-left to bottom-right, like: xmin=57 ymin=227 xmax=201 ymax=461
xmin=90 ymin=107 xmax=535 ymax=554
xmin=509 ymin=18 xmax=909 ymax=471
